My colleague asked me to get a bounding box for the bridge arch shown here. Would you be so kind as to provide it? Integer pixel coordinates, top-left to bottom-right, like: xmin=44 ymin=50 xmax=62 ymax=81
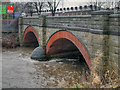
xmin=23 ymin=26 xmax=39 ymax=47
xmin=46 ymin=30 xmax=91 ymax=69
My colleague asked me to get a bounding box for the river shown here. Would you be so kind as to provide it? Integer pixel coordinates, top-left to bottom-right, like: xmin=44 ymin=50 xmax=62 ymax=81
xmin=2 ymin=47 xmax=90 ymax=88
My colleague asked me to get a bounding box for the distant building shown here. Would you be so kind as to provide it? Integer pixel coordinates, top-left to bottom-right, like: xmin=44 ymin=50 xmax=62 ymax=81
xmin=42 ymin=4 xmax=120 ymax=16
xmin=42 ymin=5 xmax=104 ymax=16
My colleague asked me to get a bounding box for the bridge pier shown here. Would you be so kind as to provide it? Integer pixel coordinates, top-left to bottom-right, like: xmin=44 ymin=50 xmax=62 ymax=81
xmin=39 ymin=15 xmax=47 ymax=56
xmin=18 ymin=17 xmax=23 ymax=46
xmin=31 ymin=46 xmax=46 ymax=60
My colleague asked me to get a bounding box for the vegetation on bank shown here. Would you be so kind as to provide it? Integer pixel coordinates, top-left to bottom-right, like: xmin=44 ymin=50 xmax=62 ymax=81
xmin=70 ymin=51 xmax=120 ymax=88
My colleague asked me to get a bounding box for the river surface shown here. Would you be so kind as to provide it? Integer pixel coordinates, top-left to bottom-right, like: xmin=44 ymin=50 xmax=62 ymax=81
xmin=2 ymin=47 xmax=90 ymax=88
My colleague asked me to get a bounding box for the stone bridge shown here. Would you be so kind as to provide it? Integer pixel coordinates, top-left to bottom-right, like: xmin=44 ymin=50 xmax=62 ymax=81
xmin=19 ymin=10 xmax=120 ymax=74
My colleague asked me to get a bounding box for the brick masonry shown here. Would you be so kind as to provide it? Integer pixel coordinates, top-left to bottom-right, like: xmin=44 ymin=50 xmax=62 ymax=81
xmin=19 ymin=10 xmax=120 ymax=75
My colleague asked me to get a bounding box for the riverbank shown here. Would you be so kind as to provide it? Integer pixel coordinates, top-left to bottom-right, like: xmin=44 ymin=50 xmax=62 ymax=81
xmin=2 ymin=32 xmax=19 ymax=48
xmin=2 ymin=47 xmax=90 ymax=88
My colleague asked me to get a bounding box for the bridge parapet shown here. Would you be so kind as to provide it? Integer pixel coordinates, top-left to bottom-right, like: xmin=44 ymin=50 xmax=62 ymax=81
xmin=20 ymin=11 xmax=119 ymax=36
xmin=22 ymin=16 xmax=39 ymax=26
xmin=46 ymin=15 xmax=91 ymax=28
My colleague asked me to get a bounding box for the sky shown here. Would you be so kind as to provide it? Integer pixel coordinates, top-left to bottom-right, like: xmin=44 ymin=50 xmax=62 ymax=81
xmin=2 ymin=0 xmax=90 ymax=7
xmin=2 ymin=0 xmax=120 ymax=8
xmin=9 ymin=0 xmax=119 ymax=2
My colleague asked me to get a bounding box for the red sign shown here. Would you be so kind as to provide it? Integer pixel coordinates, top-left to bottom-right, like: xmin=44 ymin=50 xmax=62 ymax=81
xmin=7 ymin=5 xmax=14 ymax=13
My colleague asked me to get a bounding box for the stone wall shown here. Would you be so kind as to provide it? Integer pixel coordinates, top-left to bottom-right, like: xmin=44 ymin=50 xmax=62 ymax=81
xmin=108 ymin=14 xmax=120 ymax=76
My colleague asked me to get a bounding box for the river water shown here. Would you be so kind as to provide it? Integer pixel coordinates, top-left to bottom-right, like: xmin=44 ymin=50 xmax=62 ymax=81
xmin=2 ymin=47 xmax=90 ymax=88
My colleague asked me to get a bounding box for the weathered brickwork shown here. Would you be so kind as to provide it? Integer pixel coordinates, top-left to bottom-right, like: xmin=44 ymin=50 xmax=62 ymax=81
xmin=108 ymin=35 xmax=120 ymax=75
xmin=109 ymin=14 xmax=120 ymax=31
xmin=46 ymin=15 xmax=91 ymax=28
xmin=19 ymin=10 xmax=120 ymax=76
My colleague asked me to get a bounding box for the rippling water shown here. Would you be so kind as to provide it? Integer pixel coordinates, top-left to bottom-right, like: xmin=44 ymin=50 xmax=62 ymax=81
xmin=2 ymin=47 xmax=90 ymax=88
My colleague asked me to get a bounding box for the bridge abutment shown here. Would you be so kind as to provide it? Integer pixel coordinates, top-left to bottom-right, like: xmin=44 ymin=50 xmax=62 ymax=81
xmin=90 ymin=11 xmax=112 ymax=82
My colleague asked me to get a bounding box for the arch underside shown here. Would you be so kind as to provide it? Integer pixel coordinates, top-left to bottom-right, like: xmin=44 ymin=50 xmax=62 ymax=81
xmin=23 ymin=26 xmax=39 ymax=47
xmin=47 ymin=38 xmax=82 ymax=59
xmin=46 ymin=30 xmax=91 ymax=69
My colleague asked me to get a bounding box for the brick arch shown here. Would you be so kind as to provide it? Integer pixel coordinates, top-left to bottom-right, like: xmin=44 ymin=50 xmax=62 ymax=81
xmin=46 ymin=30 xmax=91 ymax=69
xmin=23 ymin=26 xmax=39 ymax=45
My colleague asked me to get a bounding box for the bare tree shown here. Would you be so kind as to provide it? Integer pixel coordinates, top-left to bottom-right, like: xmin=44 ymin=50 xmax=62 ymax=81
xmin=23 ymin=2 xmax=37 ymax=16
xmin=37 ymin=1 xmax=49 ymax=15
xmin=87 ymin=0 xmax=118 ymax=10
xmin=28 ymin=2 xmax=45 ymax=15
xmin=23 ymin=1 xmax=49 ymax=16
xmin=47 ymin=0 xmax=61 ymax=16
xmin=14 ymin=2 xmax=26 ymax=13
xmin=87 ymin=0 xmax=106 ymax=10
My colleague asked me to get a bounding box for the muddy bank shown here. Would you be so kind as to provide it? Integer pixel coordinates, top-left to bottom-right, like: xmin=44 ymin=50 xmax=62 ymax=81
xmin=2 ymin=32 xmax=19 ymax=48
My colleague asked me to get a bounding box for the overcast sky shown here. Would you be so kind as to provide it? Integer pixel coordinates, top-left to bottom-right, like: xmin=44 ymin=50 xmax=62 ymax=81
xmin=3 ymin=0 xmax=120 ymax=8
xmin=9 ymin=0 xmax=120 ymax=2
